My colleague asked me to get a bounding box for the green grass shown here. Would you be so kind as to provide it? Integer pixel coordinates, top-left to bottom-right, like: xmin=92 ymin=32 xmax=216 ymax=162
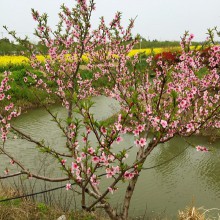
xmin=0 ymin=67 xmax=58 ymax=112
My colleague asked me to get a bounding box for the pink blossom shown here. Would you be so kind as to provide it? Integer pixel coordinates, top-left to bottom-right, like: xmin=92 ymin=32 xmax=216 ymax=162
xmin=88 ymin=147 xmax=95 ymax=154
xmin=61 ymin=159 xmax=66 ymax=165
xmin=66 ymin=183 xmax=71 ymax=190
xmin=108 ymin=187 xmax=118 ymax=194
xmin=106 ymin=168 xmax=113 ymax=178
xmin=139 ymin=138 xmax=146 ymax=147
xmin=134 ymin=139 xmax=139 ymax=147
xmin=189 ymin=34 xmax=194 ymax=40
xmin=82 ymin=137 xmax=87 ymax=143
xmin=81 ymin=152 xmax=86 ymax=158
xmin=108 ymin=187 xmax=114 ymax=194
xmin=196 ymin=145 xmax=209 ymax=152
xmin=90 ymin=174 xmax=100 ymax=186
xmin=118 ymin=114 xmax=122 ymax=122
xmin=115 ymin=123 xmax=122 ymax=131
xmin=107 ymin=154 xmax=115 ymax=162
xmin=71 ymin=162 xmax=78 ymax=171
xmin=116 ymin=136 xmax=123 ymax=144
xmin=69 ymin=124 xmax=76 ymax=130
xmin=137 ymin=124 xmax=145 ymax=132
xmin=69 ymin=132 xmax=75 ymax=139
xmin=133 ymin=129 xmax=139 ymax=136
xmin=106 ymin=167 xmax=117 ymax=178
xmin=4 ymin=168 xmax=9 ymax=175
xmin=124 ymin=171 xmax=135 ymax=180
xmin=212 ymin=45 xmax=220 ymax=52
xmin=76 ymin=175 xmax=82 ymax=182
xmin=0 ymin=93 xmax=5 ymax=101
xmin=186 ymin=123 xmax=194 ymax=132
xmin=86 ymin=127 xmax=91 ymax=134
xmin=161 ymin=120 xmax=168 ymax=128
xmin=76 ymin=157 xmax=81 ymax=163
xmin=92 ymin=156 xmax=100 ymax=163
xmin=100 ymin=126 xmax=107 ymax=135
xmin=73 ymin=141 xmax=79 ymax=149
xmin=113 ymin=165 xmax=120 ymax=173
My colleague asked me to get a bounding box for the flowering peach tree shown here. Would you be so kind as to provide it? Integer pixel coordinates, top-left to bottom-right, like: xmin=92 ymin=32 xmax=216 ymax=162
xmin=1 ymin=0 xmax=220 ymax=219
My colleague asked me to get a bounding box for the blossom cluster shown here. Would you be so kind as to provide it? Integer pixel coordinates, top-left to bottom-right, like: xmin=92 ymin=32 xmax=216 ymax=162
xmin=0 ymin=72 xmax=20 ymax=141
xmin=1 ymin=1 xmax=219 ymax=217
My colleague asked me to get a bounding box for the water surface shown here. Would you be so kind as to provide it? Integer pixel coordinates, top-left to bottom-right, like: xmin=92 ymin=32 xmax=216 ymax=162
xmin=1 ymin=96 xmax=220 ymax=218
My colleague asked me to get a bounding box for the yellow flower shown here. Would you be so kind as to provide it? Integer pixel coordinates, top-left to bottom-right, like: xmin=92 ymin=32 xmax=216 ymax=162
xmin=0 ymin=56 xmax=29 ymax=66
xmin=128 ymin=47 xmax=183 ymax=57
xmin=0 ymin=45 xmax=203 ymax=68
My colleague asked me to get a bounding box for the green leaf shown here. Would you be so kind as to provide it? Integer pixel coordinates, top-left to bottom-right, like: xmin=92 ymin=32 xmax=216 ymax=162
xmin=195 ymin=67 xmax=208 ymax=79
xmin=171 ymin=90 xmax=178 ymax=107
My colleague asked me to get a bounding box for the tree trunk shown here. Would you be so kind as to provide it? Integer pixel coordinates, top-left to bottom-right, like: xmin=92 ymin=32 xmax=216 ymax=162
xmin=121 ymin=174 xmax=139 ymax=220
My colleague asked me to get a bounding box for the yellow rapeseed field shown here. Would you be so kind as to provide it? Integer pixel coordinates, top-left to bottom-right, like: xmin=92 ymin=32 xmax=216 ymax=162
xmin=0 ymin=55 xmax=29 ymax=66
xmin=0 ymin=55 xmax=89 ymax=67
xmin=0 ymin=55 xmax=47 ymax=67
xmin=127 ymin=46 xmax=202 ymax=57
xmin=128 ymin=47 xmax=168 ymax=56
xmin=0 ymin=46 xmax=202 ymax=67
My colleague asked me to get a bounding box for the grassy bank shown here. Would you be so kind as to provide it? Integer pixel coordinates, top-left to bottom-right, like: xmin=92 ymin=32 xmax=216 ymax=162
xmin=0 ymin=186 xmax=108 ymax=220
xmin=0 ymin=65 xmax=59 ymax=113
xmin=0 ymin=64 xmax=107 ymax=114
xmin=0 ymin=186 xmax=218 ymax=220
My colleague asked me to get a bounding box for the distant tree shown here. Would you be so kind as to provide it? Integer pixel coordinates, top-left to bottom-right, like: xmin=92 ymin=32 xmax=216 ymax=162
xmin=0 ymin=38 xmax=15 ymax=55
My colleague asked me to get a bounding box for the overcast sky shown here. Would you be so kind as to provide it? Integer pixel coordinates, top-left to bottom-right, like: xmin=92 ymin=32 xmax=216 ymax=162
xmin=1 ymin=0 xmax=220 ymax=42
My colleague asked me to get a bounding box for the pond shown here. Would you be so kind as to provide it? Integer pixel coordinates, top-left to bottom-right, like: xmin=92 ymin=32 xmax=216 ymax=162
xmin=1 ymin=96 xmax=220 ymax=219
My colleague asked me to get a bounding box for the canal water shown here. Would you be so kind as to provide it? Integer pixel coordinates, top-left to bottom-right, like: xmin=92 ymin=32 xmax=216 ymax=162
xmin=1 ymin=96 xmax=220 ymax=218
